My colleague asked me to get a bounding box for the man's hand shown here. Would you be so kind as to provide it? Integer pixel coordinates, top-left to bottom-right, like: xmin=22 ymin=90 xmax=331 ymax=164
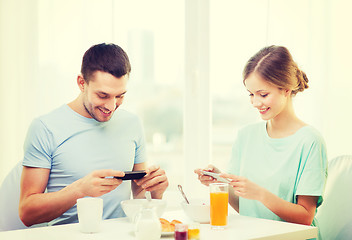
xmin=134 ymin=165 xmax=168 ymax=199
xmin=75 ymin=169 xmax=124 ymax=197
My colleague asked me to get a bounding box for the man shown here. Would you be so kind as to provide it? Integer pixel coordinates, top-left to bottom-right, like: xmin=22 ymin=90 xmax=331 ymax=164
xmin=19 ymin=43 xmax=169 ymax=226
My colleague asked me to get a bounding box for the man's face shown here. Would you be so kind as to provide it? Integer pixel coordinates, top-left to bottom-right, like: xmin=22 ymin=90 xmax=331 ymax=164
xmin=81 ymin=71 xmax=128 ymax=122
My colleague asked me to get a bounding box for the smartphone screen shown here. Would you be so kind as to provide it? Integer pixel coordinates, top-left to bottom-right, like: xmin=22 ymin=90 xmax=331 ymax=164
xmin=114 ymin=171 xmax=146 ymax=180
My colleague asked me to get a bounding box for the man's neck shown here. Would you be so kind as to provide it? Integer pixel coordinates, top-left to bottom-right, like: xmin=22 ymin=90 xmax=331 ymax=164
xmin=67 ymin=95 xmax=90 ymax=118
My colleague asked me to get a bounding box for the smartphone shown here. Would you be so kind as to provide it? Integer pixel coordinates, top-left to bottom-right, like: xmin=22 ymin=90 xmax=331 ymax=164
xmin=114 ymin=171 xmax=147 ymax=180
xmin=201 ymin=170 xmax=230 ymax=183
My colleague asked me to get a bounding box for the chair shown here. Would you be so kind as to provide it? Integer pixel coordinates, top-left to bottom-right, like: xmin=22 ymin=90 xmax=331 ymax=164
xmin=316 ymin=155 xmax=352 ymax=239
xmin=0 ymin=161 xmax=27 ymax=231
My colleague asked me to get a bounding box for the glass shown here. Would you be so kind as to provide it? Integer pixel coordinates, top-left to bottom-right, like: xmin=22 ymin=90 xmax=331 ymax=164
xmin=187 ymin=222 xmax=200 ymax=239
xmin=209 ymin=183 xmax=228 ymax=229
xmin=174 ymin=223 xmax=188 ymax=240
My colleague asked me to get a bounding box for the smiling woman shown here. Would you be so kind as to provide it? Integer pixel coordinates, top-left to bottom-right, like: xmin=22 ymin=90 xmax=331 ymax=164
xmin=195 ymin=45 xmax=328 ymax=229
xmin=209 ymin=0 xmax=352 ymax=171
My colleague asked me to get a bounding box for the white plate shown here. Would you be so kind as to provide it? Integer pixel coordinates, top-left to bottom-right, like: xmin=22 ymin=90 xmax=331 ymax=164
xmin=161 ymin=231 xmax=174 ymax=237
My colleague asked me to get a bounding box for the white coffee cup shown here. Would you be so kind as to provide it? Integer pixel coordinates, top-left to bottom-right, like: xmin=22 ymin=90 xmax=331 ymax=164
xmin=77 ymin=197 xmax=103 ymax=233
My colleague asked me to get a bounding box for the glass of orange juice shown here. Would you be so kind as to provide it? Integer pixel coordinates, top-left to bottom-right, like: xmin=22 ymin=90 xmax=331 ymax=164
xmin=209 ymin=182 xmax=228 ymax=230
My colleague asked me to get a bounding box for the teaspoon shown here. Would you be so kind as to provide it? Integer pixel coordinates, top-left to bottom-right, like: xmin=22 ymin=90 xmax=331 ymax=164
xmin=177 ymin=184 xmax=190 ymax=204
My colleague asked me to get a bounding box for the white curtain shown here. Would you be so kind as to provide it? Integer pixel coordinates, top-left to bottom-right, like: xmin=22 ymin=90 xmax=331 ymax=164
xmin=0 ymin=0 xmax=39 ymax=181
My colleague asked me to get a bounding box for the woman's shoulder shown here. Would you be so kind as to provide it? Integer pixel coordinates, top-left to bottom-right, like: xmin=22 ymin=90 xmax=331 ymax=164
xmin=295 ymin=125 xmax=326 ymax=148
xmin=239 ymin=121 xmax=265 ymax=134
xmin=299 ymin=125 xmax=324 ymax=139
xmin=234 ymin=122 xmax=266 ymax=141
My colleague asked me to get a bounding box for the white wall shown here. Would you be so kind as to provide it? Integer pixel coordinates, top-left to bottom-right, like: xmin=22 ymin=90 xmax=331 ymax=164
xmin=325 ymin=0 xmax=352 ymax=159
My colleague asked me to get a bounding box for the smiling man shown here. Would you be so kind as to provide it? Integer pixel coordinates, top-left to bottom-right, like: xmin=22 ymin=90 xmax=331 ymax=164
xmin=19 ymin=43 xmax=169 ymax=227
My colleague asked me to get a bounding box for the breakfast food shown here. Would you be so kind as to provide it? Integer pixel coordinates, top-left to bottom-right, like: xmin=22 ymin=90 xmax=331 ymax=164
xmin=159 ymin=218 xmax=182 ymax=232
xmin=170 ymin=219 xmax=182 ymax=230
xmin=160 ymin=218 xmax=172 ymax=232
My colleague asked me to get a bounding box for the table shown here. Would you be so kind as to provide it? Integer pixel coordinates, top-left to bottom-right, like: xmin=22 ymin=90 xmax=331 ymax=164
xmin=0 ymin=211 xmax=317 ymax=240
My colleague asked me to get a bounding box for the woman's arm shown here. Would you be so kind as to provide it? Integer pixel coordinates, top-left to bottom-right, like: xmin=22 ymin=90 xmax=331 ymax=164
xmin=228 ymin=187 xmax=239 ymax=213
xmin=261 ymin=191 xmax=318 ymax=225
xmin=221 ymin=173 xmax=317 ymax=225
xmin=194 ymin=165 xmax=239 ymax=212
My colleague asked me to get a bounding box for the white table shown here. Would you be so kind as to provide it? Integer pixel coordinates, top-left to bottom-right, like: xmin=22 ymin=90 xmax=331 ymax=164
xmin=0 ymin=211 xmax=317 ymax=240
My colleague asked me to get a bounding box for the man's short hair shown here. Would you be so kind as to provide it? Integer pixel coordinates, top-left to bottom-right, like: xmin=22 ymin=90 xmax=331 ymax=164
xmin=81 ymin=43 xmax=131 ymax=83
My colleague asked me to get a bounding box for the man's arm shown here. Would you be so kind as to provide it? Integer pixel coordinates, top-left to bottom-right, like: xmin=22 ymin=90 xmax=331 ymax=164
xmin=19 ymin=166 xmax=124 ymax=227
xmin=132 ymin=163 xmax=168 ymax=199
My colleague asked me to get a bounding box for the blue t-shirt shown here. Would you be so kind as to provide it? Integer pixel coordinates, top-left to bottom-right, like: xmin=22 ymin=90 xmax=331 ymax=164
xmin=22 ymin=105 xmax=146 ymax=225
xmin=228 ymin=122 xmax=328 ymax=226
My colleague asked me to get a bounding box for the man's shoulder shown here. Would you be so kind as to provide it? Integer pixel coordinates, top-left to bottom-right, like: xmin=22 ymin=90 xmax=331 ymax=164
xmin=112 ymin=108 xmax=141 ymax=124
xmin=115 ymin=108 xmax=137 ymax=117
xmin=30 ymin=105 xmax=74 ymax=134
xmin=38 ymin=104 xmax=70 ymax=122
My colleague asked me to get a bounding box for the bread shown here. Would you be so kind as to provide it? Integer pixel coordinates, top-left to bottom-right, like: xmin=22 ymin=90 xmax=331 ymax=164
xmin=160 ymin=218 xmax=172 ymax=232
xmin=170 ymin=219 xmax=182 ymax=231
xmin=159 ymin=218 xmax=182 ymax=232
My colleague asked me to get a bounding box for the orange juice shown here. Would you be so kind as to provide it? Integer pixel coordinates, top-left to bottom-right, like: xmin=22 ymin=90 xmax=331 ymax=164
xmin=187 ymin=222 xmax=200 ymax=239
xmin=210 ymin=191 xmax=228 ymax=227
xmin=187 ymin=228 xmax=200 ymax=239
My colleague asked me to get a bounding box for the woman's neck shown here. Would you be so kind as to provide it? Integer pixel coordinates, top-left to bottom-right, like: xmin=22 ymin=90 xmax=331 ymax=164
xmin=266 ymin=101 xmax=306 ymax=138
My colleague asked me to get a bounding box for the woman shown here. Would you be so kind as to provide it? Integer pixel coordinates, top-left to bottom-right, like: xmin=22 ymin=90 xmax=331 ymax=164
xmin=195 ymin=46 xmax=327 ymax=226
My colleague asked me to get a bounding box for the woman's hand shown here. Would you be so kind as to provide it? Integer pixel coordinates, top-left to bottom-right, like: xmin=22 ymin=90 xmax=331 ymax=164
xmin=220 ymin=173 xmax=265 ymax=201
xmin=194 ymin=164 xmax=221 ymax=186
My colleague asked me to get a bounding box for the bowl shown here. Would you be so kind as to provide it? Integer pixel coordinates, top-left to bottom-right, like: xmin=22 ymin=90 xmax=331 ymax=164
xmin=121 ymin=199 xmax=167 ymax=222
xmin=181 ymin=198 xmax=210 ymax=223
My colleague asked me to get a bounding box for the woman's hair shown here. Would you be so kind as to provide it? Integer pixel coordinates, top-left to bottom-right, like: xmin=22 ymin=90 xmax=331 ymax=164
xmin=81 ymin=43 xmax=131 ymax=83
xmin=242 ymin=45 xmax=308 ymax=95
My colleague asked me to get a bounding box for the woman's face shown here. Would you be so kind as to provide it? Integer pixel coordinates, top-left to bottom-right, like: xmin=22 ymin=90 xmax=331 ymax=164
xmin=244 ymin=72 xmax=290 ymax=121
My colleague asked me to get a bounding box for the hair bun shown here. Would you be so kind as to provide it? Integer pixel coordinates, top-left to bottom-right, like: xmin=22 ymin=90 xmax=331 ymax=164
xmin=294 ymin=69 xmax=309 ymax=94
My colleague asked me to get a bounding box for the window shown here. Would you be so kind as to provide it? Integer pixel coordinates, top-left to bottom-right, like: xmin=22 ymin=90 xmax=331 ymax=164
xmin=210 ymin=0 xmax=265 ymax=170
xmin=113 ymin=1 xmax=185 ymax=192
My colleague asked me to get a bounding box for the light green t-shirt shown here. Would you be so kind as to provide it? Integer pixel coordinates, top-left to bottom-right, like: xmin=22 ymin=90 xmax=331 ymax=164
xmin=229 ymin=122 xmax=328 ymax=226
